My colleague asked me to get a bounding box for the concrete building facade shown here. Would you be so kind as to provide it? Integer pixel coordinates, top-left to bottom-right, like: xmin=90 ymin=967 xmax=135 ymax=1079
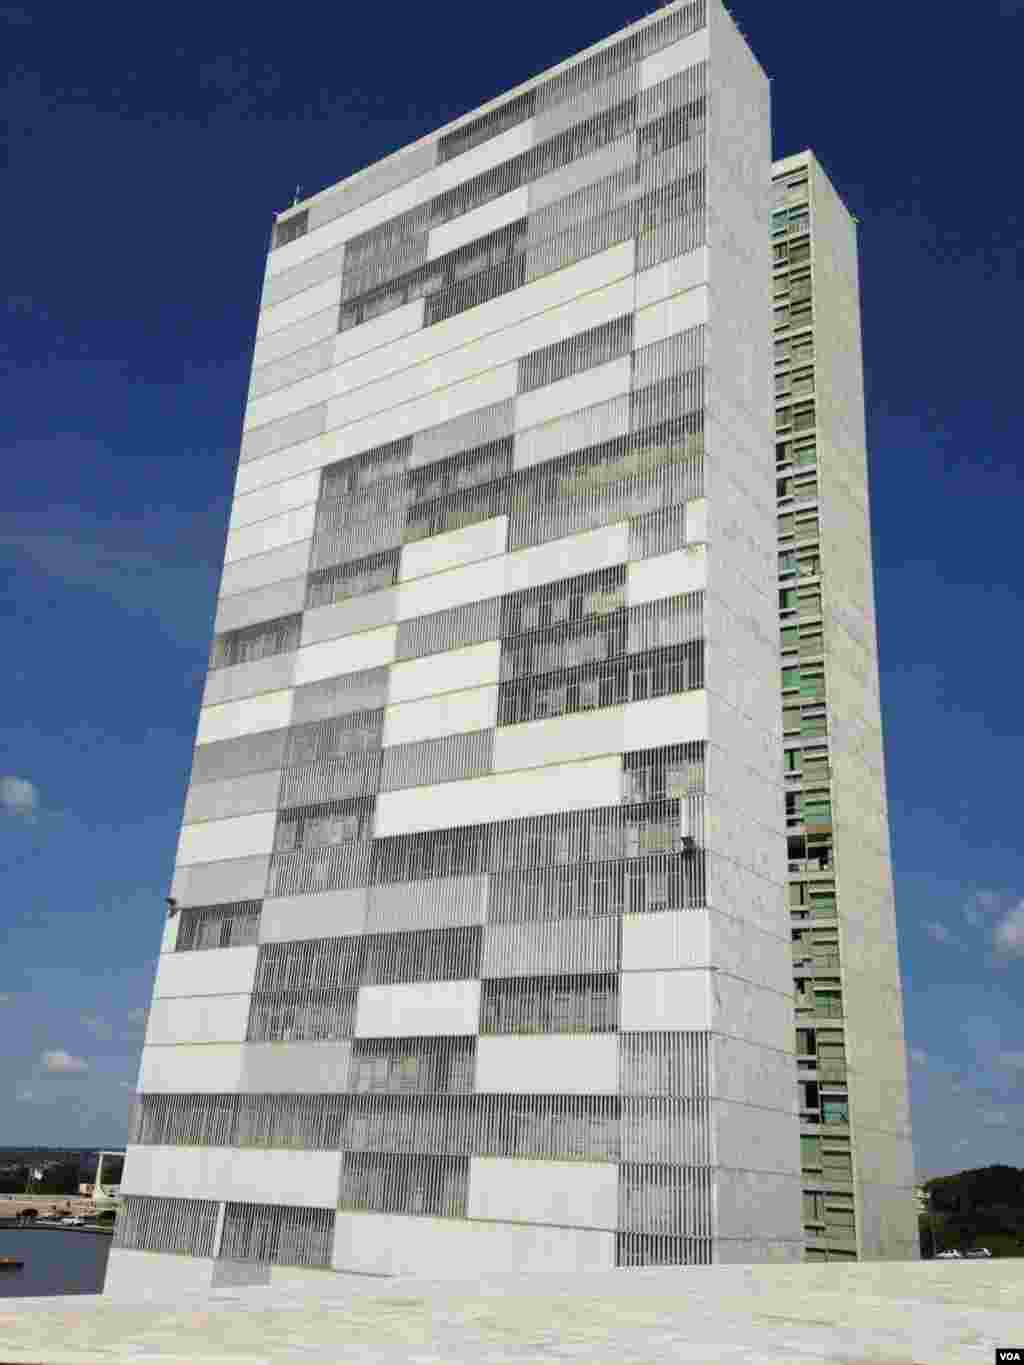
xmin=771 ymin=152 xmax=917 ymax=1260
xmin=105 ymin=0 xmax=917 ymax=1294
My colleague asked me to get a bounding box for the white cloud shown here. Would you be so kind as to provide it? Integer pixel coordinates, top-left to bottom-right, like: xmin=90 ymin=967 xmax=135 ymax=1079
xmin=993 ymin=903 xmax=1024 ymax=958
xmin=41 ymin=1049 xmax=88 ymax=1074
xmin=0 ymin=776 xmax=39 ymax=821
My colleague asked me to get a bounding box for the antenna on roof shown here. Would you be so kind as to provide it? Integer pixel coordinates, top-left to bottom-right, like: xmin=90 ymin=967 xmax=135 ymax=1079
xmin=292 ymin=185 xmax=302 ymax=207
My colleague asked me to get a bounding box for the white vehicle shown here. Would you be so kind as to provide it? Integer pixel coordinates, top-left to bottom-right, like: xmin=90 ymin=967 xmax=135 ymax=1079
xmin=61 ymin=1216 xmax=85 ymax=1227
xmin=935 ymin=1250 xmax=962 ymax=1259
xmin=964 ymin=1247 xmax=992 ymax=1258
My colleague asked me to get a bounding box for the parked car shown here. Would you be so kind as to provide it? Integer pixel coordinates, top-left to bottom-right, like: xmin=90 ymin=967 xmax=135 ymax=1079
xmin=935 ymin=1250 xmax=962 ymax=1259
xmin=61 ymin=1216 xmax=85 ymax=1226
xmin=964 ymin=1248 xmax=992 ymax=1258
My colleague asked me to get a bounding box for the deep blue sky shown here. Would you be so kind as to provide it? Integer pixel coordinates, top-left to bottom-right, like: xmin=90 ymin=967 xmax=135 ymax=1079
xmin=2 ymin=0 xmax=1022 ymax=1178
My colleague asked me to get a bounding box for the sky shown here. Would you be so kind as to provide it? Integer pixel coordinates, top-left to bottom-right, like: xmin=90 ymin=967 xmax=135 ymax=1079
xmin=1 ymin=0 xmax=1022 ymax=1180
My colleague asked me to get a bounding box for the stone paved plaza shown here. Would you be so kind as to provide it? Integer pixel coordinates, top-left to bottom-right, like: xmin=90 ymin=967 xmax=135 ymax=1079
xmin=0 ymin=1260 xmax=1021 ymax=1363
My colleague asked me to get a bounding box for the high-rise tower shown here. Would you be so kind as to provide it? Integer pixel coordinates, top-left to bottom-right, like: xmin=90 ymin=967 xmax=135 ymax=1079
xmin=771 ymin=152 xmax=917 ymax=1261
xmin=106 ymin=0 xmax=838 ymax=1294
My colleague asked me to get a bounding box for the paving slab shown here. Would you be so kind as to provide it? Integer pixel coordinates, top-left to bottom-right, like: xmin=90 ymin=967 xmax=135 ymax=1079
xmin=0 ymin=1260 xmax=1020 ymax=1364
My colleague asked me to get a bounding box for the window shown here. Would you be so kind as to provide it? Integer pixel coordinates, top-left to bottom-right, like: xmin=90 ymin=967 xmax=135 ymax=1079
xmin=210 ymin=615 xmax=301 ymax=671
xmin=822 ymin=1097 xmax=849 ymax=1125
xmin=176 ymin=901 xmax=261 ymax=952
xmin=273 ymin=210 xmax=308 ymax=249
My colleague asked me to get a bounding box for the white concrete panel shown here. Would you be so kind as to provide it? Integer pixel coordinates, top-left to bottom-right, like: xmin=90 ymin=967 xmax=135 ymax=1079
xmin=121 ymin=1146 xmax=341 ymax=1208
xmin=639 ymin=26 xmax=710 ymax=89
xmin=145 ymin=995 xmax=251 ymax=1047
xmin=627 ymin=545 xmax=707 ymax=605
xmin=687 ymin=496 xmax=708 ymax=544
xmin=514 ymin=394 xmax=631 ymax=473
xmin=252 ymin=304 xmax=338 ymax=370
xmin=103 ymin=1248 xmax=214 ymax=1299
xmin=195 ymin=690 xmax=293 ymax=746
xmin=152 ymin=946 xmax=258 ymax=1000
xmin=635 ymin=246 xmax=709 ymax=312
xmin=428 ymin=185 xmax=531 ymax=259
xmin=233 ymin=435 xmax=326 ymax=497
xmin=633 ymin=284 xmax=709 ymax=350
xmin=292 ymin=625 xmax=397 ymax=686
xmin=514 ymin=355 xmax=632 ymax=432
xmin=240 ymin=1041 xmax=353 ymax=1092
xmin=331 ymin=1212 xmax=613 ymax=1277
xmin=256 ymin=277 xmax=341 ymax=339
xmin=218 ymin=539 xmax=312 ymax=598
xmin=394 ymin=554 xmax=508 ymax=623
xmin=490 ymin=690 xmax=707 ymax=774
xmin=183 ymin=768 xmax=283 ymax=825
xmin=333 ymin=299 xmax=425 ymax=366
xmin=431 ymin=120 xmax=534 ymax=193
xmin=354 ymin=980 xmax=481 ymax=1038
xmin=244 ymin=367 xmax=335 ymax=433
xmin=491 ymin=707 xmax=627 ymax=774
xmin=618 ymin=969 xmax=712 ymax=1031
xmin=175 ymin=811 xmax=278 ymax=867
xmin=201 ymin=652 xmax=296 ymax=709
xmin=374 ymin=756 xmax=622 ymax=837
xmin=136 ymin=1043 xmax=244 ymax=1093
xmin=399 ymin=517 xmax=508 ymax=583
xmin=387 ymin=641 xmax=501 ymax=706
xmin=300 ymin=589 xmax=397 ymax=648
xmin=324 ymin=361 xmax=517 ymax=447
xmin=474 ymin=1034 xmax=618 ymax=1095
xmin=622 ymin=690 xmax=708 ymax=751
xmin=468 ymin=1158 xmax=617 ymax=1230
xmin=259 ymin=889 xmax=368 ymax=943
xmin=620 ymin=911 xmax=711 ymax=972
xmin=228 ymin=471 xmax=320 ymax=532
xmin=504 ymin=521 xmax=631 ymax=595
xmin=382 ymin=685 xmax=498 ymax=748
xmin=223 ymin=504 xmax=316 ymax=565
xmin=171 ymin=855 xmax=270 ymax=910
xmin=214 ymin=576 xmax=307 ymax=635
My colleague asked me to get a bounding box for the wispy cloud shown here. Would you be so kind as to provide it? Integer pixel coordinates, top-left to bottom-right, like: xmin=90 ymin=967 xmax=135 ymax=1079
xmin=42 ymin=1049 xmax=89 ymax=1074
xmin=993 ymin=902 xmax=1024 ymax=958
xmin=923 ymin=920 xmax=965 ymax=948
xmin=0 ymin=531 xmax=220 ymax=649
xmin=0 ymin=776 xmax=39 ymax=821
xmin=964 ymin=889 xmax=1003 ymax=927
xmin=80 ymin=1014 xmax=114 ymax=1042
